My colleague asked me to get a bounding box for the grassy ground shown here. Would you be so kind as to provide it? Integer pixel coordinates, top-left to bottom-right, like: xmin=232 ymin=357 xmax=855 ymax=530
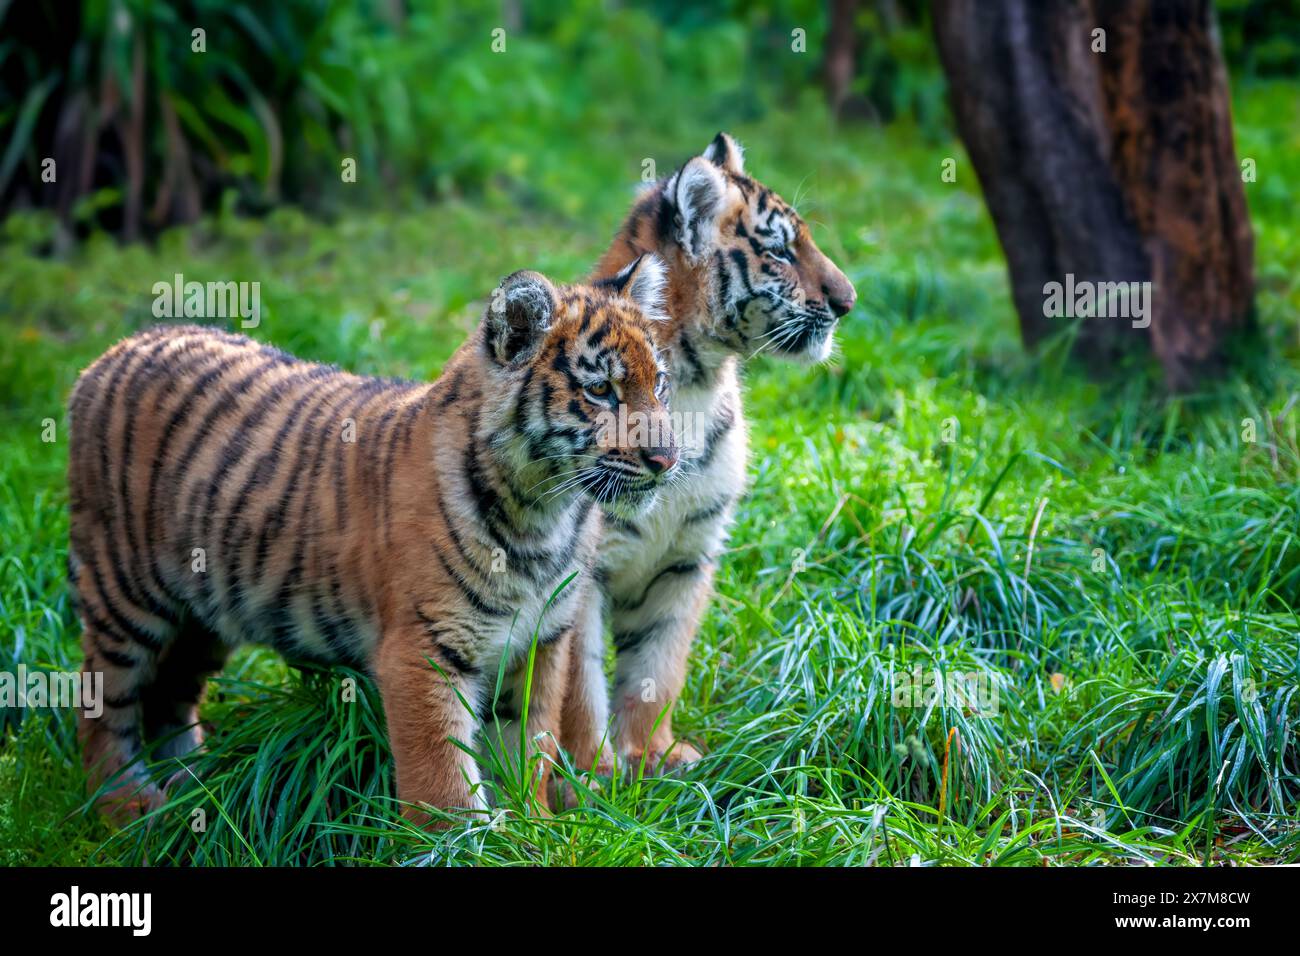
xmin=2 ymin=83 xmax=1299 ymax=866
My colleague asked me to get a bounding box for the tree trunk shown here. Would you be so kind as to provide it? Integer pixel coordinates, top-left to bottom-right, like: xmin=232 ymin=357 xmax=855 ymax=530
xmin=932 ymin=0 xmax=1254 ymax=389
xmin=824 ymin=0 xmax=859 ymax=120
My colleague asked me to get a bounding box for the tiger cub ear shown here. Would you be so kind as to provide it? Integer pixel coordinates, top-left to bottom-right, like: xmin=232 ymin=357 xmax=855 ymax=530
xmin=596 ymin=253 xmax=668 ymax=323
xmin=702 ymin=131 xmax=745 ymax=175
xmin=669 ymin=157 xmax=728 ymax=262
xmin=485 ymin=270 xmax=557 ymax=364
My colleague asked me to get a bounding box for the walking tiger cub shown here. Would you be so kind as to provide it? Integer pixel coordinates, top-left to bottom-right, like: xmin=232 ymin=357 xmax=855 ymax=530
xmin=69 ymin=256 xmax=676 ymax=822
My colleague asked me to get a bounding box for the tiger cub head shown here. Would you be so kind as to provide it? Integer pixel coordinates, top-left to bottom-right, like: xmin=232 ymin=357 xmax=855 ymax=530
xmin=482 ymin=254 xmax=676 ymax=517
xmin=611 ymin=132 xmax=856 ymax=369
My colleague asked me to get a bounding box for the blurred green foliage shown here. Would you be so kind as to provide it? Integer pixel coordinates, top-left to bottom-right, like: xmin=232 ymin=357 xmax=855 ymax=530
xmin=1218 ymin=0 xmax=1300 ymax=76
xmin=1 ymin=0 xmax=837 ymax=232
xmin=0 ymin=0 xmax=1293 ymax=236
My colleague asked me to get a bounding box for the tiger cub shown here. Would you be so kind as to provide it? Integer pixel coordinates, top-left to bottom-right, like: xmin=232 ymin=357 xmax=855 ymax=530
xmin=68 ymin=256 xmax=676 ymax=823
xmin=562 ymin=133 xmax=856 ymax=774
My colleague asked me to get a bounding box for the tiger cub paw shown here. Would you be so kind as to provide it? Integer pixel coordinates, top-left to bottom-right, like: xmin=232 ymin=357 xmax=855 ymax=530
xmin=625 ymin=740 xmax=703 ymax=775
xmin=97 ymin=780 xmax=168 ymax=827
xmin=589 ymin=745 xmax=619 ymax=779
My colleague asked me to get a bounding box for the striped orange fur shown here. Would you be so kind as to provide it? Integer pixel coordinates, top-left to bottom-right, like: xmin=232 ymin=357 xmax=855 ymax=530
xmin=68 ymin=258 xmax=675 ymax=823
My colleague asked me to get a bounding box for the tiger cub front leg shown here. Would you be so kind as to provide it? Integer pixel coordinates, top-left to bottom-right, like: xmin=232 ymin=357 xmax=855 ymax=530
xmin=375 ymin=626 xmax=485 ymax=825
xmin=610 ymin=563 xmax=713 ymax=772
xmin=493 ymin=631 xmax=573 ymax=811
xmin=559 ymin=588 xmax=617 ymax=777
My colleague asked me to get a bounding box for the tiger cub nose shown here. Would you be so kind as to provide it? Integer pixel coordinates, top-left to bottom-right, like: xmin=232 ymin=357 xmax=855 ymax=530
xmin=825 ymin=283 xmax=857 ymax=317
xmin=641 ymin=447 xmax=678 ymax=475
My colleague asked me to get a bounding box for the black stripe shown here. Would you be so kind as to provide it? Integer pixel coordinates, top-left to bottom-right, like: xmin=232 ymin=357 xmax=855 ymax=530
xmin=606 ymin=516 xmax=641 ymax=538
xmin=251 ymin=380 xmax=358 ymax=620
xmin=86 ymin=561 xmax=165 ymax=653
xmin=142 ymin=351 xmax=273 ymax=601
xmin=436 ymin=368 xmax=464 ymax=409
xmin=537 ymin=625 xmax=567 ymax=646
xmin=433 ymin=548 xmax=511 ymax=618
xmin=613 ymin=621 xmax=667 ymax=651
xmin=92 ymin=340 xmax=175 ymax=627
xmin=435 ymin=492 xmax=496 ymax=582
xmin=462 ymin=431 xmax=514 ymax=545
xmin=113 ymin=334 xmax=186 ymax=617
xmin=371 ymin=402 xmax=403 ymax=542
xmin=377 ymin=390 xmax=425 ymax=545
xmin=696 ymin=404 xmax=736 ymax=469
xmin=397 ymin=387 xmax=428 ymax=451
xmin=678 ymin=329 xmax=706 ymax=386
xmin=210 ymin=375 xmax=344 ymax=619
xmin=684 ymin=497 xmax=731 ymax=525
xmin=309 ymin=589 xmax=364 ymax=669
xmin=434 ymin=643 xmax=479 ymax=677
xmin=414 ymin=609 xmax=480 ymax=676
xmin=714 ymin=250 xmax=732 ymax=309
xmin=325 ymin=565 xmax=356 ymax=654
xmin=550 ymin=346 xmax=583 ymax=391
xmin=92 ymin=636 xmax=140 ymax=671
xmin=332 ymin=379 xmax=395 ymax=531
xmin=654 ymin=193 xmax=674 ymax=243
xmin=729 ymin=249 xmax=757 ymax=298
xmin=615 ymin=561 xmax=703 ymax=613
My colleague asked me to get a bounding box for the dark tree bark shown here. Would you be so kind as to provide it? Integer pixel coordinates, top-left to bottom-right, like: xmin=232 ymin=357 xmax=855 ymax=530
xmin=932 ymin=0 xmax=1254 ymax=389
xmin=824 ymin=0 xmax=860 ymax=120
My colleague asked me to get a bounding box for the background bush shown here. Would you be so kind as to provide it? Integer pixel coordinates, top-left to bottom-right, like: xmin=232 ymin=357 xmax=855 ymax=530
xmin=6 ymin=0 xmax=1280 ymax=238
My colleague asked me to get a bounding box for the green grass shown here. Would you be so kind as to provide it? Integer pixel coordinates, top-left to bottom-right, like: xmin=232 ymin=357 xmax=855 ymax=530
xmin=2 ymin=82 xmax=1299 ymax=866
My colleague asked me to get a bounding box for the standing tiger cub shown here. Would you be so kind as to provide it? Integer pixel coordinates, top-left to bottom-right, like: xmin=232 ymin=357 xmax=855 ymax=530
xmin=68 ymin=257 xmax=676 ymax=822
xmin=562 ymin=133 xmax=856 ymax=774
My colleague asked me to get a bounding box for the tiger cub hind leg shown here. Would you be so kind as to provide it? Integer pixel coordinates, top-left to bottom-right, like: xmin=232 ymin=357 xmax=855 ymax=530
xmin=67 ymin=534 xmax=177 ymax=821
xmin=76 ymin=615 xmax=171 ymax=823
xmin=140 ymin=618 xmax=229 ymax=763
xmin=72 ymin=569 xmax=226 ymax=820
xmin=76 ymin=622 xmax=230 ymax=822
